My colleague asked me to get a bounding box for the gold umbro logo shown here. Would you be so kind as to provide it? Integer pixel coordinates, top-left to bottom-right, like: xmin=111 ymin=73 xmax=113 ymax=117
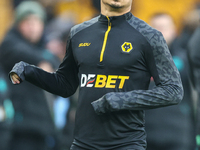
xmin=121 ymin=42 xmax=133 ymax=53
xmin=79 ymin=43 xmax=91 ymax=47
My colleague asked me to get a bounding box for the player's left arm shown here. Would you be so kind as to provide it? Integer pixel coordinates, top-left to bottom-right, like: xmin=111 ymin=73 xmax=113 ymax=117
xmin=92 ymin=31 xmax=184 ymax=114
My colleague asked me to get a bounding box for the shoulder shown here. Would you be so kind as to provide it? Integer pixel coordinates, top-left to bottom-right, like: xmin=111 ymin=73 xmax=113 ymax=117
xmin=127 ymin=15 xmax=169 ymax=56
xmin=70 ymin=16 xmax=100 ymax=38
xmin=127 ymin=15 xmax=162 ymax=43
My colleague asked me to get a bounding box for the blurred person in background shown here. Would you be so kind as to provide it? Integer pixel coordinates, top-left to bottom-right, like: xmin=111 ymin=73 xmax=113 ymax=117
xmin=53 ymin=0 xmax=98 ymax=24
xmin=0 ymin=65 xmax=14 ymax=150
xmin=188 ymin=22 xmax=200 ymax=149
xmin=92 ymin=0 xmax=101 ymax=13
xmin=145 ymin=13 xmax=196 ymax=150
xmin=13 ymin=0 xmax=25 ymax=8
xmin=45 ymin=15 xmax=78 ymax=149
xmin=45 ymin=13 xmax=75 ymax=61
xmin=0 ymin=1 xmax=60 ymax=150
xmin=13 ymin=0 xmax=57 ymax=23
xmin=177 ymin=8 xmax=200 ymax=50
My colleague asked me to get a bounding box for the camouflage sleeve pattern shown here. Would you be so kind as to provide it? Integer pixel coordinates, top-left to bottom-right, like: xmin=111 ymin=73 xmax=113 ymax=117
xmin=92 ymin=29 xmax=184 ymax=114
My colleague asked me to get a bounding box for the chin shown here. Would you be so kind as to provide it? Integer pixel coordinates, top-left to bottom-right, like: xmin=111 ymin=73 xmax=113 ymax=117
xmin=102 ymin=0 xmax=126 ymax=9
xmin=110 ymin=2 xmax=123 ymax=9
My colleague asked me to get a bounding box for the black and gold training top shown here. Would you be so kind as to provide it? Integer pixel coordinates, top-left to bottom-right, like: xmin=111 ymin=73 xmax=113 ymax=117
xmin=11 ymin=12 xmax=183 ymax=150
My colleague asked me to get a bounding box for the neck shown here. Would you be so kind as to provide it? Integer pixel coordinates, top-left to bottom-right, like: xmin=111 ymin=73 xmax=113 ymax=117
xmin=101 ymin=1 xmax=131 ymax=17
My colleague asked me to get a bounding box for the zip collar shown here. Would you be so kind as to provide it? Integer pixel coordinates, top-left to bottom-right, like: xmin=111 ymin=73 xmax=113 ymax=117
xmin=98 ymin=12 xmax=132 ymax=23
xmin=97 ymin=12 xmax=132 ymax=64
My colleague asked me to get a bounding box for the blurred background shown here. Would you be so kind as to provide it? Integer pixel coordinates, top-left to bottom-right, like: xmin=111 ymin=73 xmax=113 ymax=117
xmin=0 ymin=0 xmax=200 ymax=150
xmin=1 ymin=0 xmax=200 ymax=42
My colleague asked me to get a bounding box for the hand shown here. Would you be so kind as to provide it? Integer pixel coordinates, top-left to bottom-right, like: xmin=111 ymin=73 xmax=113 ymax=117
xmin=91 ymin=92 xmax=121 ymax=115
xmin=91 ymin=96 xmax=107 ymax=115
xmin=9 ymin=61 xmax=29 ymax=84
xmin=10 ymin=72 xmax=21 ymax=84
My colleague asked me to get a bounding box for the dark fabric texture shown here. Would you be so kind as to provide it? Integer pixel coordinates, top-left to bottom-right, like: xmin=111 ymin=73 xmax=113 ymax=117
xmin=19 ymin=12 xmax=183 ymax=150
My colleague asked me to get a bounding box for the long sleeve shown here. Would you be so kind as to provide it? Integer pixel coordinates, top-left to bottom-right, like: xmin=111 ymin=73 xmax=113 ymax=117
xmin=92 ymin=31 xmax=184 ymax=114
xmin=13 ymin=34 xmax=79 ymax=98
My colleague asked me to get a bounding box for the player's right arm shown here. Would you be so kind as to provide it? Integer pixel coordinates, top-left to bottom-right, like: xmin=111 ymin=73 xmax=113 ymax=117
xmin=10 ymin=33 xmax=79 ymax=98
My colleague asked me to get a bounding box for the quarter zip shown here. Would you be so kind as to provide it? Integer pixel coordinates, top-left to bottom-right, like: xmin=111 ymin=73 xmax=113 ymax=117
xmin=100 ymin=16 xmax=111 ymax=62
